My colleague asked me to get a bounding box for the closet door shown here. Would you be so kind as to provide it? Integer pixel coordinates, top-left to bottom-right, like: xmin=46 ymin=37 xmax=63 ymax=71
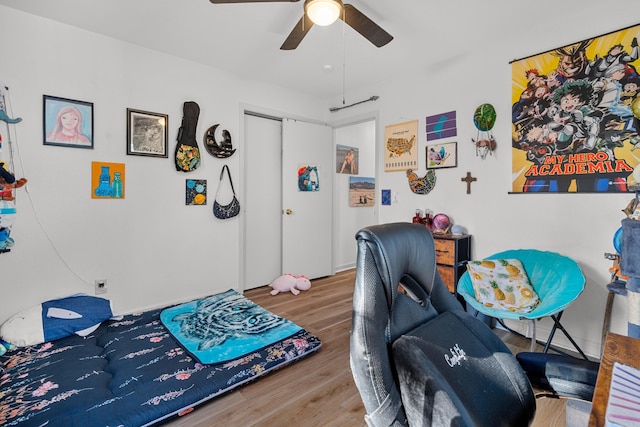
xmin=281 ymin=118 xmax=333 ymax=280
xmin=244 ymin=114 xmax=282 ymax=289
xmin=244 ymin=115 xmax=333 ymax=290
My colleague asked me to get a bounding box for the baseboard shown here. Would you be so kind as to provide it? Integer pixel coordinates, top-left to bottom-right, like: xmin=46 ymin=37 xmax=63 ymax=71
xmin=335 ymin=263 xmax=355 ymax=273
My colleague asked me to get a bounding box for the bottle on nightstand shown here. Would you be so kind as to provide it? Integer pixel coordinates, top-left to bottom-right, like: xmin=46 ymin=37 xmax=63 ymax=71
xmin=412 ymin=209 xmax=423 ymax=224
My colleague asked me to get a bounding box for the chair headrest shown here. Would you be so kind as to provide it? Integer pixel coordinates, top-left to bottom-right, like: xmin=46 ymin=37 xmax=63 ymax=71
xmin=356 ymin=223 xmax=438 ymax=302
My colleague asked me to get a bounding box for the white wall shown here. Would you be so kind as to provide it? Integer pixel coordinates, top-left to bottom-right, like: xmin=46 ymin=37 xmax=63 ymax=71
xmin=326 ymin=10 xmax=640 ymax=357
xmin=1 ymin=3 xmax=637 ymax=358
xmin=0 ymin=6 xmax=326 ymax=323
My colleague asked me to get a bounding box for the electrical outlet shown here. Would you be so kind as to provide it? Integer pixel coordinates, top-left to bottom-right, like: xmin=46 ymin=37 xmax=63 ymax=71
xmin=95 ymin=279 xmax=108 ymax=295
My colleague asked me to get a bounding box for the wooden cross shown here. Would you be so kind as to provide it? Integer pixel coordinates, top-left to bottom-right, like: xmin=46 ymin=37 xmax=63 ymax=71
xmin=461 ymin=172 xmax=477 ymax=194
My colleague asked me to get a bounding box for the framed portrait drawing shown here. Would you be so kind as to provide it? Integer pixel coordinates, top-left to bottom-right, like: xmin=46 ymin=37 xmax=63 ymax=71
xmin=126 ymin=109 xmax=169 ymax=157
xmin=426 ymin=141 xmax=457 ymax=169
xmin=43 ymin=95 xmax=94 ymax=149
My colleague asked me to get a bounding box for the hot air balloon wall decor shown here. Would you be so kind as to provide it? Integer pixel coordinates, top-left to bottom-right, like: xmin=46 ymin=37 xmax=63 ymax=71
xmin=472 ymin=103 xmax=497 ymax=159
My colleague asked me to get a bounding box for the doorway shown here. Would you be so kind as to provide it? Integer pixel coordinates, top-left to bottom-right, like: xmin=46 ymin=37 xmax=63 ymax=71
xmin=334 ymin=119 xmax=377 ymax=271
xmin=243 ymin=113 xmax=334 ymax=290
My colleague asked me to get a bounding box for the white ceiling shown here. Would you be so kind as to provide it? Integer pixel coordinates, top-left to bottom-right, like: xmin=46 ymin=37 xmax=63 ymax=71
xmin=0 ymin=0 xmax=633 ymax=100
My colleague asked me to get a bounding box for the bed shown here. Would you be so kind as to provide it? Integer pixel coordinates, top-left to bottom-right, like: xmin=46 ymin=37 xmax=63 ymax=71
xmin=0 ymin=290 xmax=322 ymax=426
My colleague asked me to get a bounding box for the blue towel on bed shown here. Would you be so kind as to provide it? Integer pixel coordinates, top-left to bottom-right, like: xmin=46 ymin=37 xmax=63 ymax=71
xmin=160 ymin=289 xmax=302 ymax=364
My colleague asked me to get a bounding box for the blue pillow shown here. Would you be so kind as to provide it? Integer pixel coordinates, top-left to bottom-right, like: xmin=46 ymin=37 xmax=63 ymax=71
xmin=42 ymin=295 xmax=114 ymax=342
xmin=1 ymin=294 xmax=114 ymax=347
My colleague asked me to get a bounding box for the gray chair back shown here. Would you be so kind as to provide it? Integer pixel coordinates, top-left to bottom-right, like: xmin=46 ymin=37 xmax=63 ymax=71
xmin=350 ymin=223 xmax=536 ymax=426
xmin=350 ymin=223 xmax=462 ymax=426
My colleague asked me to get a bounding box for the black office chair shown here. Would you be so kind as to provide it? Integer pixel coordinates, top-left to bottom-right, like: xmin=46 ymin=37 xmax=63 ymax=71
xmin=350 ymin=223 xmax=536 ymax=426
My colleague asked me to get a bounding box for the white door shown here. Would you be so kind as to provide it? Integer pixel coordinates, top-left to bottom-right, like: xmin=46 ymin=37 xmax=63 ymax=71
xmin=282 ymin=118 xmax=333 ymax=279
xmin=244 ymin=114 xmax=282 ymax=289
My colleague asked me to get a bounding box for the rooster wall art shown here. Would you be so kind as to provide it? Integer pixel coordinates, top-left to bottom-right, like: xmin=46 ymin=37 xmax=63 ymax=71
xmin=406 ymin=169 xmax=436 ymax=194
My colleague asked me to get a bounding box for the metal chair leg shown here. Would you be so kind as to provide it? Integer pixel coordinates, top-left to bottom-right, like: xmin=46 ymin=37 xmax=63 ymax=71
xmin=529 ymin=320 xmax=536 ymax=351
xmin=543 ymin=311 xmax=589 ymax=360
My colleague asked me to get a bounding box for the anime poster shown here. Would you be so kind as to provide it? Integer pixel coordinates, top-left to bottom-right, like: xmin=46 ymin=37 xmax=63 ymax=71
xmin=384 ymin=120 xmax=418 ymax=172
xmin=511 ymin=23 xmax=640 ymax=193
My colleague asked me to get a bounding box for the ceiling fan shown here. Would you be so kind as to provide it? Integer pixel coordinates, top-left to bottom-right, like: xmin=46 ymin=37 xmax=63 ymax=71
xmin=208 ymin=0 xmax=393 ymax=50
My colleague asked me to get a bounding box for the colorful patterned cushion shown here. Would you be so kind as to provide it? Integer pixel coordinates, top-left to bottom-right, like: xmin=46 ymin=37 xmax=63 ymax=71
xmin=466 ymin=259 xmax=540 ymax=313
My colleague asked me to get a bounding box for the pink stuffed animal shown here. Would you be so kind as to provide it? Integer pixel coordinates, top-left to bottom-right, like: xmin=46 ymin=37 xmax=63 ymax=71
xmin=269 ymin=274 xmax=311 ymax=296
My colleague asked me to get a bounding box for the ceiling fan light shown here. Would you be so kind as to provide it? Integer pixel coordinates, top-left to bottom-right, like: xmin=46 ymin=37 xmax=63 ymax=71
xmin=305 ymin=0 xmax=342 ymax=26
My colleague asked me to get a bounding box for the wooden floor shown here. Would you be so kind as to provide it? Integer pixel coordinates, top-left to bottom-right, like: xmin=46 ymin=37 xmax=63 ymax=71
xmin=165 ymin=269 xmax=568 ymax=427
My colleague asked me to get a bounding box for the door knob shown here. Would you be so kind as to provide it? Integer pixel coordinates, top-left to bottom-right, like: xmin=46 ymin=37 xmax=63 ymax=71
xmin=285 ymin=209 xmax=293 ymax=215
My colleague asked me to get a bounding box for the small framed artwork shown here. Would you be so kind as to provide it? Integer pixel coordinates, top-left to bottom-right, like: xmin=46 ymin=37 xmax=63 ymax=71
xmin=349 ymin=176 xmax=375 ymax=207
xmin=91 ymin=161 xmax=125 ymax=199
xmin=43 ymin=95 xmax=94 ymax=149
xmin=381 ymin=189 xmax=392 ymax=206
xmin=186 ymin=179 xmax=207 ymax=205
xmin=297 ymin=164 xmax=320 ymax=192
xmin=336 ymin=144 xmax=359 ymax=174
xmin=126 ymin=109 xmax=169 ymax=157
xmin=426 ymin=141 xmax=457 ymax=169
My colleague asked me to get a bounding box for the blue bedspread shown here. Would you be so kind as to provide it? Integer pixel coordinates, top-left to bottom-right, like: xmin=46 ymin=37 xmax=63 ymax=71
xmin=0 ymin=296 xmax=321 ymax=426
xmin=160 ymin=290 xmax=302 ymax=364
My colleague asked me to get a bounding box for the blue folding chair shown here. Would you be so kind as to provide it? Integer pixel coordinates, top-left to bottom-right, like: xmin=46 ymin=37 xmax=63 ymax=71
xmin=458 ymin=249 xmax=588 ymax=359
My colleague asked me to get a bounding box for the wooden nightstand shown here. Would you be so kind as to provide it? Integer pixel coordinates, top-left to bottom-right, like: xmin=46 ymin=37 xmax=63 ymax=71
xmin=589 ymin=332 xmax=640 ymax=426
xmin=433 ymin=234 xmax=472 ymax=294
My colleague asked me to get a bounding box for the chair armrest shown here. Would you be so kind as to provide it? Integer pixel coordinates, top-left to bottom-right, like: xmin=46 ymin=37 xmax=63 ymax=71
xmin=516 ymin=352 xmax=599 ymax=401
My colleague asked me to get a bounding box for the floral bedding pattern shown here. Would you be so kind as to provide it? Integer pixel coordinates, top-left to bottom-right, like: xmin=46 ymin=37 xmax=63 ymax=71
xmin=0 ymin=304 xmax=321 ymax=426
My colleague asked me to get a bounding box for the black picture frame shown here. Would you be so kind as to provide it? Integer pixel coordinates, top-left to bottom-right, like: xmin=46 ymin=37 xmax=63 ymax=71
xmin=43 ymin=95 xmax=94 ymax=149
xmin=126 ymin=109 xmax=169 ymax=157
xmin=426 ymin=141 xmax=458 ymax=169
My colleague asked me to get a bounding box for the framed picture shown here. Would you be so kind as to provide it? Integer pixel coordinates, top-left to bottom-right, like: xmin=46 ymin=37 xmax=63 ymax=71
xmin=186 ymin=179 xmax=207 ymax=205
xmin=349 ymin=176 xmax=375 ymax=207
xmin=426 ymin=141 xmax=457 ymax=169
xmin=43 ymin=95 xmax=94 ymax=149
xmin=297 ymin=164 xmax=320 ymax=192
xmin=126 ymin=109 xmax=168 ymax=157
xmin=336 ymin=144 xmax=359 ymax=175
xmin=91 ymin=161 xmax=125 ymax=199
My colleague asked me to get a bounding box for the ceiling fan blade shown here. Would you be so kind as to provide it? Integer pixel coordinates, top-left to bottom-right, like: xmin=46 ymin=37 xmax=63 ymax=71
xmin=209 ymin=0 xmax=300 ymax=3
xmin=280 ymin=14 xmax=313 ymax=50
xmin=341 ymin=4 xmax=393 ymax=47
